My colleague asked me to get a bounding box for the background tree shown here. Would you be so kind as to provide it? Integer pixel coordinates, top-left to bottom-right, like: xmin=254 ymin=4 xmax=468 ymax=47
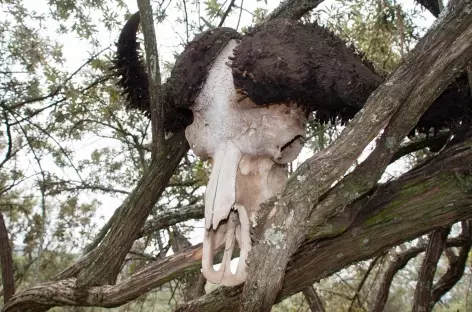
xmin=1 ymin=0 xmax=472 ymax=311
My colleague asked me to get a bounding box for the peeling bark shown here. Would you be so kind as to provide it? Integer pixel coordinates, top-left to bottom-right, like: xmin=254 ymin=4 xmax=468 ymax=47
xmin=4 ymin=135 xmax=472 ymax=311
xmin=175 ymin=134 xmax=472 ymax=311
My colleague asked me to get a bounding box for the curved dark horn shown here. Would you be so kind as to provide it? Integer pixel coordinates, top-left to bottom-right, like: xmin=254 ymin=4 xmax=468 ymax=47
xmin=111 ymin=12 xmax=150 ymax=118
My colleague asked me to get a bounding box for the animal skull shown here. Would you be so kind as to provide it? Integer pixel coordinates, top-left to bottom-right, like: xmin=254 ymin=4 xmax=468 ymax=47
xmin=185 ymin=39 xmax=306 ymax=286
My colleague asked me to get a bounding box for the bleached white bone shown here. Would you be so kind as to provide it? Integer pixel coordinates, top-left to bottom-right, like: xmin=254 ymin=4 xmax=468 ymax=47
xmin=205 ymin=140 xmax=242 ymax=230
xmin=186 ymin=39 xmax=306 ymax=286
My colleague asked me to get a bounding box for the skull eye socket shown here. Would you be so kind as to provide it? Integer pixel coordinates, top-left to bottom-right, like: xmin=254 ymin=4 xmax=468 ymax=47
xmin=274 ymin=135 xmax=306 ymax=164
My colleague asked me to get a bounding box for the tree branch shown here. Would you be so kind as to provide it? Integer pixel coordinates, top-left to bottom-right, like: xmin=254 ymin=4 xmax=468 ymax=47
xmin=0 ymin=213 xmax=15 ymax=303
xmin=240 ymin=1 xmax=472 ymax=310
xmin=218 ymin=0 xmax=236 ymax=27
xmin=412 ymin=226 xmax=451 ymax=312
xmin=140 ymin=205 xmax=204 ymax=238
xmin=263 ymin=0 xmax=325 ymax=21
xmin=430 ymin=220 xmax=472 ymax=309
xmin=371 ymin=237 xmax=467 ymax=312
xmin=302 ymin=286 xmax=325 ymax=312
xmin=4 ymin=135 xmax=472 ymax=311
xmin=137 ymin=0 xmax=165 ymax=151
xmin=175 ymin=134 xmax=472 ymax=311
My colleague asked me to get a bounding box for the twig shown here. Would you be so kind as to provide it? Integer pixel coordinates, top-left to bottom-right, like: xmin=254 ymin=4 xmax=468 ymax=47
xmin=7 ymin=46 xmax=111 ymax=111
xmin=236 ymin=0 xmax=244 ymax=30
xmin=0 ymin=106 xmax=13 ymax=169
xmin=218 ymin=0 xmax=236 ymax=27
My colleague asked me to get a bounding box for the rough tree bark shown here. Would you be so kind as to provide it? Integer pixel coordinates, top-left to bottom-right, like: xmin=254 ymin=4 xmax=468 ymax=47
xmin=371 ymin=236 xmax=469 ymax=312
xmin=3 ymin=133 xmax=472 ymax=310
xmin=175 ymin=133 xmax=472 ymax=311
xmin=2 ymin=0 xmax=472 ymax=311
xmin=239 ymin=1 xmax=472 ymax=311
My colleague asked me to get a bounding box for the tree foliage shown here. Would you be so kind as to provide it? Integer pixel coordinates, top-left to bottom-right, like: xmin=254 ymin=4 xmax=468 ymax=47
xmin=1 ymin=0 xmax=472 ymax=311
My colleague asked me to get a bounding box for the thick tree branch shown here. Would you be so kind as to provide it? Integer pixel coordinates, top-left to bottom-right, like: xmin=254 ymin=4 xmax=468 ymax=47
xmin=175 ymin=134 xmax=472 ymax=311
xmin=3 ymin=245 xmax=203 ymax=310
xmin=412 ymin=227 xmax=451 ymax=312
xmin=4 ymin=135 xmax=472 ymax=311
xmin=137 ymin=0 xmax=165 ymax=151
xmin=240 ymin=2 xmax=472 ymax=311
xmin=0 ymin=213 xmax=15 ymax=303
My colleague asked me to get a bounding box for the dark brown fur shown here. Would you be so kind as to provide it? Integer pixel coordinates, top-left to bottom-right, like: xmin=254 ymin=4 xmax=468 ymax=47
xmin=112 ymin=15 xmax=471 ymax=137
xmin=232 ymin=19 xmax=384 ymax=126
xmin=111 ymin=12 xmax=241 ymax=133
xmin=162 ymin=27 xmax=241 ymax=132
xmin=111 ymin=12 xmax=150 ymax=118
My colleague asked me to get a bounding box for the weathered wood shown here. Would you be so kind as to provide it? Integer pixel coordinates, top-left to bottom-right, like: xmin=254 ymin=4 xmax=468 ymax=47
xmin=239 ymin=1 xmax=472 ymax=310
xmin=3 ymin=136 xmax=472 ymax=311
xmin=175 ymin=135 xmax=472 ymax=311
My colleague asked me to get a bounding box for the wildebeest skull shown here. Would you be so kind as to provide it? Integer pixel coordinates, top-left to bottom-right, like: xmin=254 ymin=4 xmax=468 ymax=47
xmin=113 ymin=12 xmax=472 ymax=288
xmin=185 ymin=39 xmax=306 ymax=285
